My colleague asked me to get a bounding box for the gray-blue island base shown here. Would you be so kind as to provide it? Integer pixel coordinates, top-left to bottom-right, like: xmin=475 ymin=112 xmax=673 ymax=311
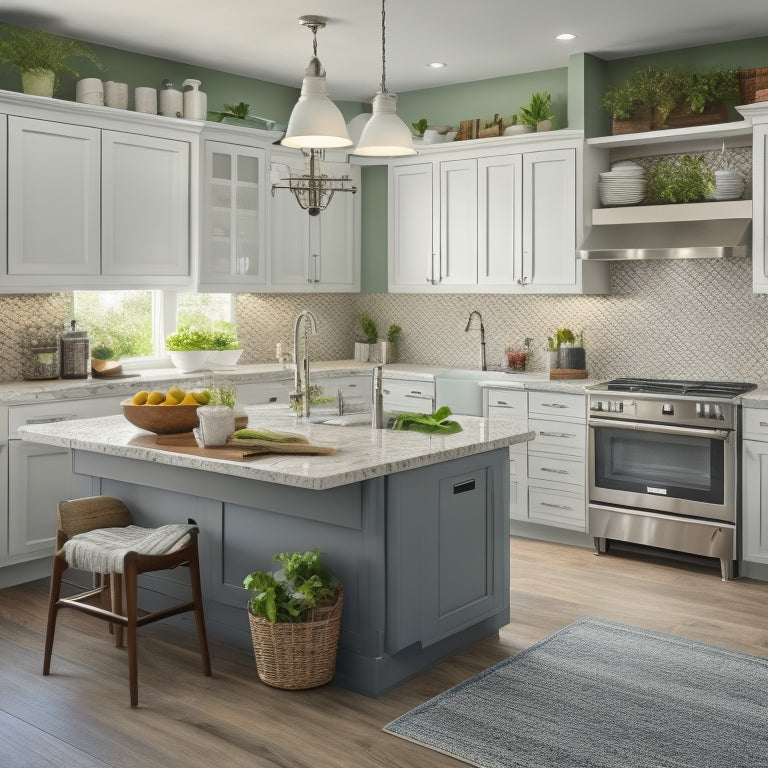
xmin=69 ymin=447 xmax=510 ymax=696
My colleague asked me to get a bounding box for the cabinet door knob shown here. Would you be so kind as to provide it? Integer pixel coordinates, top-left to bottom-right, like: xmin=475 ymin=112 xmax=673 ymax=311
xmin=517 ymin=276 xmax=529 ymax=286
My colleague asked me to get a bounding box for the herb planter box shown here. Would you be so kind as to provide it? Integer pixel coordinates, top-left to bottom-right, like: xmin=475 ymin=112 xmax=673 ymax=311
xmin=664 ymin=102 xmax=727 ymax=130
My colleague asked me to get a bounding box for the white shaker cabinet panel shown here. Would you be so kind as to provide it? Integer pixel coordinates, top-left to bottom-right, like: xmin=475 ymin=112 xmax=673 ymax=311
xmin=522 ymin=148 xmax=577 ymax=289
xmin=200 ymin=141 xmax=267 ymax=288
xmin=388 ymin=162 xmax=435 ymax=289
xmin=439 ymin=158 xmax=478 ymax=285
xmin=101 ymin=130 xmax=190 ymax=276
xmin=752 ymin=125 xmax=768 ymax=292
xmin=478 ymin=153 xmax=523 ymax=285
xmin=269 ymin=158 xmax=360 ymax=292
xmin=0 ymin=117 xmax=5 ymax=277
xmin=743 ymin=437 xmax=768 ymax=564
xmin=7 ymin=116 xmax=101 ymax=275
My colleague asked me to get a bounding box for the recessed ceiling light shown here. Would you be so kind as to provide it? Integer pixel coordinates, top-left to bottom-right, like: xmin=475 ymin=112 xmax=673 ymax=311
xmin=555 ymin=33 xmax=577 ymax=41
xmin=428 ymin=62 xmax=447 ymax=69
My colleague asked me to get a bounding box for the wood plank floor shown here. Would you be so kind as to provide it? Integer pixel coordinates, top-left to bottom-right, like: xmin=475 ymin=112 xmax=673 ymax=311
xmin=2 ymin=538 xmax=768 ymax=768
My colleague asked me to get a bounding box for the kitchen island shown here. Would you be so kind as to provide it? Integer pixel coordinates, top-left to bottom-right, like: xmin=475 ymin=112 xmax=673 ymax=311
xmin=19 ymin=405 xmax=532 ymax=696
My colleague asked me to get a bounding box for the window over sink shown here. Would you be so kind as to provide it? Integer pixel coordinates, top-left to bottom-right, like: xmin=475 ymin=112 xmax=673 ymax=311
xmin=71 ymin=291 xmax=234 ymax=365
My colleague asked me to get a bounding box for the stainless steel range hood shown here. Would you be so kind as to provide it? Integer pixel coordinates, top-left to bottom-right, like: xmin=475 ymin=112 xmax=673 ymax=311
xmin=579 ymin=214 xmax=752 ymax=261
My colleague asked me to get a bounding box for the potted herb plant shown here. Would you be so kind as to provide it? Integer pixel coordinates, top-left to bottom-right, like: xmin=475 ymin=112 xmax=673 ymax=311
xmin=666 ymin=66 xmax=739 ymax=128
xmin=0 ymin=24 xmax=100 ymax=97
xmin=355 ymin=313 xmax=379 ymax=362
xmin=411 ymin=118 xmax=428 ymax=139
xmin=646 ymin=155 xmax=715 ymax=205
xmin=243 ymin=549 xmax=343 ymax=690
xmin=379 ymin=324 xmax=402 ymax=364
xmin=165 ymin=326 xmax=215 ymax=373
xmin=207 ymin=323 xmax=243 ymax=369
xmin=518 ymin=92 xmax=554 ymax=132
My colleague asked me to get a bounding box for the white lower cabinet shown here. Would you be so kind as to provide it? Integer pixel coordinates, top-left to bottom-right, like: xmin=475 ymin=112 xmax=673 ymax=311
xmin=742 ymin=407 xmax=768 ymax=563
xmin=382 ymin=377 xmax=436 ymax=413
xmin=484 ymin=387 xmax=587 ymax=531
xmin=236 ymin=380 xmax=293 ymax=406
xmin=2 ymin=396 xmax=125 ymax=566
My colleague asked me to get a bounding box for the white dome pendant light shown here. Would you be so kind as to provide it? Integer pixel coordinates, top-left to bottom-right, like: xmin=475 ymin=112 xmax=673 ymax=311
xmin=354 ymin=0 xmax=416 ymax=157
xmin=282 ymin=16 xmax=352 ymax=150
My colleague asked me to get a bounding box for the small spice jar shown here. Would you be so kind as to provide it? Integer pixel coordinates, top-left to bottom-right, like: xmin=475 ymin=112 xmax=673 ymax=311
xmin=22 ymin=326 xmax=61 ymax=380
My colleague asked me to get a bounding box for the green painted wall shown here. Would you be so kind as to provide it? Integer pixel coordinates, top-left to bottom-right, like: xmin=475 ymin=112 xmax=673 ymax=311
xmin=360 ymin=166 xmax=388 ymax=293
xmin=0 ymin=25 xmax=366 ymax=124
xmin=395 ymin=68 xmax=569 ymax=133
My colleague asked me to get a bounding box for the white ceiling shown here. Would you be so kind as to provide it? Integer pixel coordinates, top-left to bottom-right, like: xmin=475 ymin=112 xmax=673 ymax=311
xmin=3 ymin=1 xmax=768 ymax=101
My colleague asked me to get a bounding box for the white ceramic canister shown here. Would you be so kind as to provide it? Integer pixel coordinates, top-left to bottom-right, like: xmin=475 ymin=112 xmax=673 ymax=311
xmin=182 ymin=79 xmax=207 ymax=120
xmin=159 ymin=79 xmax=183 ymax=118
xmin=134 ymin=86 xmax=157 ymax=114
xmin=76 ymin=78 xmax=104 ymax=105
xmin=104 ymin=81 xmax=129 ymax=109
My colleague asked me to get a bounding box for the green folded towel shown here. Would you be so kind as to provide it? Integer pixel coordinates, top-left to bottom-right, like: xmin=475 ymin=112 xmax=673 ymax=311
xmin=394 ymin=406 xmax=463 ymax=435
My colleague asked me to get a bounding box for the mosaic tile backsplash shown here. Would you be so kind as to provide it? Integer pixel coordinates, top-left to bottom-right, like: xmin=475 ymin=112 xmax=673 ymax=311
xmin=1 ymin=258 xmax=767 ymax=383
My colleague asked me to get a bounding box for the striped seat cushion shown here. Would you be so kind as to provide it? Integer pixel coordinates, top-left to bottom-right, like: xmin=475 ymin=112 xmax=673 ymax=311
xmin=63 ymin=524 xmax=195 ymax=574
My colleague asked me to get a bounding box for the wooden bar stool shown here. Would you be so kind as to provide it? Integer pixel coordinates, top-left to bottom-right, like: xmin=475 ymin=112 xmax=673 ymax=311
xmin=43 ymin=495 xmax=212 ymax=706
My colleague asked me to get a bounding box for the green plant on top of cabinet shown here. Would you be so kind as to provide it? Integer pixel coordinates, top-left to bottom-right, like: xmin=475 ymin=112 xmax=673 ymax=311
xmin=199 ymin=139 xmax=267 ymax=290
xmin=268 ymin=153 xmax=361 ymax=293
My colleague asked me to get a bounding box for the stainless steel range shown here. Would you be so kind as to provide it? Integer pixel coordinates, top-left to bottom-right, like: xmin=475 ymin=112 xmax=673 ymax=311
xmin=587 ymin=378 xmax=757 ymax=580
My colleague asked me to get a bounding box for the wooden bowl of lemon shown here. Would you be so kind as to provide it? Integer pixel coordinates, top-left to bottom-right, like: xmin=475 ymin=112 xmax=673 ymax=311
xmin=121 ymin=387 xmax=208 ymax=434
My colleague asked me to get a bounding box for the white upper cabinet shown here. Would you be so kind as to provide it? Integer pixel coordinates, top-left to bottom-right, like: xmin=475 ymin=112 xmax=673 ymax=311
xmin=268 ymin=155 xmax=360 ymax=292
xmin=101 ymin=130 xmax=190 ymax=277
xmin=199 ymin=139 xmax=267 ymax=290
xmin=0 ymin=91 xmax=198 ymax=292
xmin=388 ymin=132 xmax=604 ymax=294
xmin=7 ymin=116 xmax=101 ymax=276
xmin=389 ymin=162 xmax=435 ymax=288
xmin=522 ymin=147 xmax=577 ymax=289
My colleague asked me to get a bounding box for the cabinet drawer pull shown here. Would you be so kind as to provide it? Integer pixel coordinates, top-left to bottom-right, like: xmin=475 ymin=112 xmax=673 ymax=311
xmin=268 ymin=396 xmax=278 ymax=403
xmin=541 ymin=467 xmax=569 ymax=475
xmin=494 ymin=401 xmax=517 ymax=407
xmin=538 ymin=431 xmax=575 ymax=438
xmin=405 ymin=393 xmax=432 ymax=399
xmin=541 ymin=501 xmax=572 ymax=510
xmin=453 ymin=479 xmax=476 ymax=494
xmin=540 ymin=402 xmax=567 ymax=409
xmin=26 ymin=415 xmax=71 ymax=424
xmin=760 ymin=422 xmax=768 ymax=427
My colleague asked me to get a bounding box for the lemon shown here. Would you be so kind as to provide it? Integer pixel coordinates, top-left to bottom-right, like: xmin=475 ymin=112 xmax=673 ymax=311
xmin=162 ymin=394 xmax=180 ymax=406
xmin=192 ymin=390 xmax=211 ymax=405
xmin=167 ymin=386 xmax=186 ymax=401
xmin=131 ymin=390 xmax=149 ymax=405
xmin=179 ymin=393 xmax=200 ymax=405
xmin=146 ymin=391 xmax=165 ymax=405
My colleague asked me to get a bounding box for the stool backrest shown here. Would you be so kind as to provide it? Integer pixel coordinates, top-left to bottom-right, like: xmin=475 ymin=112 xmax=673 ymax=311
xmin=57 ymin=496 xmax=133 ymax=541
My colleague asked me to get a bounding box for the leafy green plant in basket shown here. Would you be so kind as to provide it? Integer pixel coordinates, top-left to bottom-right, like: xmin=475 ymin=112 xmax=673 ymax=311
xmin=682 ymin=66 xmax=739 ymax=114
xmin=243 ymin=550 xmax=339 ymax=624
xmin=646 ymin=155 xmax=715 ymax=205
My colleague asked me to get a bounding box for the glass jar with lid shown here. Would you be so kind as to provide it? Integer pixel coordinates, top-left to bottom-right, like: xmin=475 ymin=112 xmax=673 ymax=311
xmin=22 ymin=325 xmax=60 ymax=380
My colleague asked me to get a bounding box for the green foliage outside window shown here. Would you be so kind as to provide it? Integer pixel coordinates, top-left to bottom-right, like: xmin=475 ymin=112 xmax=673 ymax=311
xmin=72 ymin=292 xmax=153 ymax=359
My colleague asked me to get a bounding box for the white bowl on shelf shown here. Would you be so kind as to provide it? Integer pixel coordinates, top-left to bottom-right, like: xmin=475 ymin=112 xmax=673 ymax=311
xmin=206 ymin=349 xmax=243 ymax=369
xmin=169 ymin=351 xmax=210 ymax=373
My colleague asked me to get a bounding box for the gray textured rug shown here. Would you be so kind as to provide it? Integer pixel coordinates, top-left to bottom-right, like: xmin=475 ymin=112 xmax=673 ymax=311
xmin=384 ymin=616 xmax=768 ymax=768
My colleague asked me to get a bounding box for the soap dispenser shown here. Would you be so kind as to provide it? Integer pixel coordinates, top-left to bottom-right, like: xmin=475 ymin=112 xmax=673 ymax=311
xmin=182 ymin=79 xmax=207 ymax=120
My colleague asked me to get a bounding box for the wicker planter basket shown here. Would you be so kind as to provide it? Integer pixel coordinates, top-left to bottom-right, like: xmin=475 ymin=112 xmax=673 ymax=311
xmin=247 ymin=587 xmax=343 ymax=690
xmin=739 ymin=67 xmax=768 ymax=105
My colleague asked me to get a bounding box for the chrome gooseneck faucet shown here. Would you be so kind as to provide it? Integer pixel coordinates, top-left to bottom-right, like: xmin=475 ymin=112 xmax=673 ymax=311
xmin=465 ymin=311 xmax=487 ymax=371
xmin=293 ymin=309 xmax=318 ymax=417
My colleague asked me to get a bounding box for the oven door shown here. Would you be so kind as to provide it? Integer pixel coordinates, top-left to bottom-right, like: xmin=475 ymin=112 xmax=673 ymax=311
xmin=588 ymin=418 xmax=734 ymax=523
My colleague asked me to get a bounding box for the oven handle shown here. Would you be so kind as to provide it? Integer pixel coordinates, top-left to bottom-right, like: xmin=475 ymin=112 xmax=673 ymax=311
xmin=588 ymin=417 xmax=731 ymax=441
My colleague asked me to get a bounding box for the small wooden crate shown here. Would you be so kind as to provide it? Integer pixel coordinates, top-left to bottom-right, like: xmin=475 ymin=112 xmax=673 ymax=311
xmin=549 ymin=369 xmax=588 ymax=380
xmin=739 ymin=67 xmax=768 ymax=105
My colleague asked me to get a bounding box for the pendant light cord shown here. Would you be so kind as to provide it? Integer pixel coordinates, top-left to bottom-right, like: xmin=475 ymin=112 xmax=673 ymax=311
xmin=380 ymin=0 xmax=388 ymax=95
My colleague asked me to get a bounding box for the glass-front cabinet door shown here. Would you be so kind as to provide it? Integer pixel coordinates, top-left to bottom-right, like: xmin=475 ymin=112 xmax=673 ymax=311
xmin=200 ymin=141 xmax=266 ymax=289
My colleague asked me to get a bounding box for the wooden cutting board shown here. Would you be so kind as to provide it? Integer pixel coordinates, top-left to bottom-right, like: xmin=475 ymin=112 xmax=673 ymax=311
xmin=131 ymin=433 xmax=336 ymax=461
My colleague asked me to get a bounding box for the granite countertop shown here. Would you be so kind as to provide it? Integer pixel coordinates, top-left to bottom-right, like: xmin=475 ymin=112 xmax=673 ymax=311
xmin=0 ymin=361 xmax=601 ymax=405
xmin=17 ymin=404 xmax=534 ymax=491
xmin=739 ymin=388 xmax=768 ymax=407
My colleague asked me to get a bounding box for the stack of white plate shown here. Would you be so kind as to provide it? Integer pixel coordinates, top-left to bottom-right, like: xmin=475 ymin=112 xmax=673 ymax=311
xmin=598 ymin=161 xmax=646 ymax=206
xmin=709 ymin=169 xmax=745 ymax=201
